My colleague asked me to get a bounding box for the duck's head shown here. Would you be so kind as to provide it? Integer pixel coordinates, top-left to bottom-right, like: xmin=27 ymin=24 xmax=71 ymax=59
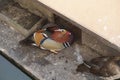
xmin=51 ymin=29 xmax=73 ymax=43
xmin=46 ymin=26 xmax=59 ymax=32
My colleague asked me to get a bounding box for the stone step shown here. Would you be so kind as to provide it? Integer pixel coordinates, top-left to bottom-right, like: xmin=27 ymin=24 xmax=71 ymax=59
xmin=0 ymin=0 xmax=40 ymax=29
xmin=0 ymin=0 xmax=45 ymax=37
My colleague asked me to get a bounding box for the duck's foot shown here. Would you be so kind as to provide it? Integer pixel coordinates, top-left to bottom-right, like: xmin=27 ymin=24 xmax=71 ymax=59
xmin=50 ymin=50 xmax=58 ymax=54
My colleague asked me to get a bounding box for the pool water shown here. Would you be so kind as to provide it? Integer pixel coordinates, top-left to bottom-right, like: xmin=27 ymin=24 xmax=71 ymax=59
xmin=0 ymin=52 xmax=32 ymax=80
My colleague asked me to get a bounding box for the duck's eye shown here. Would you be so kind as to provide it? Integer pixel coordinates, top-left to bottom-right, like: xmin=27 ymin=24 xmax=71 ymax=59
xmin=61 ymin=29 xmax=66 ymax=32
xmin=61 ymin=30 xmax=64 ymax=32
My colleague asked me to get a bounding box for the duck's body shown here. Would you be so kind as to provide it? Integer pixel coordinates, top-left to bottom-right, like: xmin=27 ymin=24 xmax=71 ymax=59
xmin=40 ymin=38 xmax=67 ymax=52
xmin=76 ymin=56 xmax=120 ymax=77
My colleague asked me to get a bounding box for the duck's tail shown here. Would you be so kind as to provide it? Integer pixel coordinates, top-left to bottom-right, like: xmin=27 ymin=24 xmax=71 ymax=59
xmin=19 ymin=34 xmax=34 ymax=46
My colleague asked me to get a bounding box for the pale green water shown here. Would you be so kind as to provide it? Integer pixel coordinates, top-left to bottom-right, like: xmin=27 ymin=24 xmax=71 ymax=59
xmin=0 ymin=53 xmax=32 ymax=80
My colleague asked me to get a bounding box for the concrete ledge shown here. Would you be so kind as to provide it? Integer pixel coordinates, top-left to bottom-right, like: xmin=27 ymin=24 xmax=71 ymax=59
xmin=0 ymin=13 xmax=28 ymax=36
xmin=82 ymin=31 xmax=120 ymax=56
xmin=0 ymin=22 xmax=102 ymax=80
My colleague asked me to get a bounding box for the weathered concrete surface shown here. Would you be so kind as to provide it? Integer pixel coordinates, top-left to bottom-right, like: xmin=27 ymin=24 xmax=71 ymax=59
xmin=13 ymin=0 xmax=54 ymax=22
xmin=0 ymin=0 xmax=40 ymax=30
xmin=82 ymin=31 xmax=120 ymax=56
xmin=0 ymin=0 xmax=118 ymax=80
xmin=0 ymin=22 xmax=103 ymax=80
xmin=0 ymin=0 xmax=46 ymax=38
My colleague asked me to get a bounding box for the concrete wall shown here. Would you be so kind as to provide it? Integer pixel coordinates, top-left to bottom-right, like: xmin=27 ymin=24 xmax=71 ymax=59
xmin=14 ymin=0 xmax=54 ymax=22
xmin=82 ymin=31 xmax=120 ymax=56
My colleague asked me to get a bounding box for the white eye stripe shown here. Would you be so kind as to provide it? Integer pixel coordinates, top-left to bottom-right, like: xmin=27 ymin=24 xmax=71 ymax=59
xmin=54 ymin=29 xmax=65 ymax=32
xmin=42 ymin=33 xmax=48 ymax=37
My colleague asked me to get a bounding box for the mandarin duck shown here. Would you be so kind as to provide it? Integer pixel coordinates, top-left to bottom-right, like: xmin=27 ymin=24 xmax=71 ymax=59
xmin=20 ymin=24 xmax=73 ymax=53
xmin=76 ymin=56 xmax=120 ymax=77
xmin=33 ymin=28 xmax=73 ymax=53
